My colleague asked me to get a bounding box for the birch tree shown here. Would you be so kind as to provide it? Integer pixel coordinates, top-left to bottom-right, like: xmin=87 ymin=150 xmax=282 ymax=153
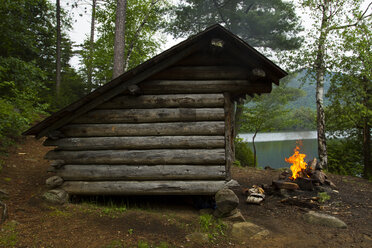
xmin=298 ymin=0 xmax=371 ymax=170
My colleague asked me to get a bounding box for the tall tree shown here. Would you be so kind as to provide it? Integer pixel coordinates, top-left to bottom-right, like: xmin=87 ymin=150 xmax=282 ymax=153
xmin=79 ymin=0 xmax=168 ymax=87
xmin=0 ymin=0 xmax=83 ymax=147
xmin=298 ymin=0 xmax=371 ymax=170
xmin=168 ymin=0 xmax=303 ymax=51
xmin=56 ymin=0 xmax=62 ymax=95
xmin=327 ymin=20 xmax=372 ymax=179
xmin=113 ymin=0 xmax=127 ymax=78
xmin=87 ymin=0 xmax=97 ymax=91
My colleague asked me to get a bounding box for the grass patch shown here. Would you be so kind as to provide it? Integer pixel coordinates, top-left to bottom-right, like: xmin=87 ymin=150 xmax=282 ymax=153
xmin=199 ymin=214 xmax=227 ymax=241
xmin=48 ymin=206 xmax=71 ymax=217
xmin=4 ymin=177 xmax=11 ymax=182
xmin=73 ymin=200 xmax=127 ymax=218
xmin=0 ymin=221 xmax=18 ymax=247
xmin=317 ymin=192 xmax=331 ymax=203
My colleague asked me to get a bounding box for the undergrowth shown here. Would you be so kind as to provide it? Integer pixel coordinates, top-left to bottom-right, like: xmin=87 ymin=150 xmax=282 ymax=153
xmin=199 ymin=214 xmax=227 ymax=241
xmin=0 ymin=221 xmax=18 ymax=247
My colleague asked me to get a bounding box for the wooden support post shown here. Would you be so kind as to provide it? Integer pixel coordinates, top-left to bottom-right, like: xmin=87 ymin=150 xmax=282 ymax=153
xmin=224 ymin=93 xmax=234 ymax=180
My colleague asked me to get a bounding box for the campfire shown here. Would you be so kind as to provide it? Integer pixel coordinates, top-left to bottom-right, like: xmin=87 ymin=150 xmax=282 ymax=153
xmin=245 ymin=142 xmax=338 ymax=207
xmin=273 ymin=143 xmax=337 ymax=191
xmin=285 ymin=145 xmax=309 ymax=180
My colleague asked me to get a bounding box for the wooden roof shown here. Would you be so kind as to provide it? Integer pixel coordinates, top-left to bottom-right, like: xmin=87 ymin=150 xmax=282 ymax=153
xmin=24 ymin=24 xmax=287 ymax=138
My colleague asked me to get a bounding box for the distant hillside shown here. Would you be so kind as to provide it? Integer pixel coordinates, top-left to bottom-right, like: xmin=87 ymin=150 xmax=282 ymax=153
xmin=284 ymin=70 xmax=332 ymax=110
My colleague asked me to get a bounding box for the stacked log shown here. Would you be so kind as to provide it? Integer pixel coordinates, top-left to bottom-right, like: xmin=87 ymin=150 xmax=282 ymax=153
xmin=43 ymin=63 xmax=269 ymax=195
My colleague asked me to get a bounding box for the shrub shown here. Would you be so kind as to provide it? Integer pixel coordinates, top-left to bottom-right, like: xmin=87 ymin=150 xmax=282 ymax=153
xmin=327 ymin=139 xmax=363 ymax=177
xmin=234 ymin=137 xmax=256 ymax=167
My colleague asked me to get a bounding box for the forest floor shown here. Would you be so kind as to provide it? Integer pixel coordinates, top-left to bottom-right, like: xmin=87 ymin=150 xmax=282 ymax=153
xmin=0 ymin=136 xmax=372 ymax=248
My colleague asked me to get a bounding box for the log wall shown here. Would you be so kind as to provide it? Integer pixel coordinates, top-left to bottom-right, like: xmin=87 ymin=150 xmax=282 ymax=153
xmin=45 ymin=62 xmax=264 ymax=195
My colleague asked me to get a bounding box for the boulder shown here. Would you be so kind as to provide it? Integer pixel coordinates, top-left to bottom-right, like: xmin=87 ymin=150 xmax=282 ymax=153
xmin=214 ymin=188 xmax=239 ymax=217
xmin=225 ymin=179 xmax=240 ymax=188
xmin=185 ymin=232 xmax=209 ymax=244
xmin=231 ymin=222 xmax=270 ymax=242
xmin=303 ymin=211 xmax=347 ymax=228
xmin=222 ymin=209 xmax=246 ymax=222
xmin=42 ymin=189 xmax=69 ymax=204
xmin=46 ymin=176 xmax=64 ymax=189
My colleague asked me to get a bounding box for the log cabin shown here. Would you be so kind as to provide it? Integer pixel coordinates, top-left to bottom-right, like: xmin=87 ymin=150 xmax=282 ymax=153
xmin=23 ymin=24 xmax=287 ymax=196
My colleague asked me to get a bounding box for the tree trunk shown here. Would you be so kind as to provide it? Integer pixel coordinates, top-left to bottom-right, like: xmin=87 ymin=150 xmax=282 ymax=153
xmin=315 ymin=7 xmax=329 ymax=170
xmin=56 ymin=0 xmax=61 ymax=96
xmin=252 ymin=131 xmax=257 ymax=167
xmin=87 ymin=0 xmax=96 ymax=92
xmin=363 ymin=79 xmax=371 ymax=179
xmin=234 ymin=99 xmax=244 ymax=139
xmin=363 ymin=118 xmax=371 ymax=179
xmin=113 ymin=0 xmax=127 ymax=78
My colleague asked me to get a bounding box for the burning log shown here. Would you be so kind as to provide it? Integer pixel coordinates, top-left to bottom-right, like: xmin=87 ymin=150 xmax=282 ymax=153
xmin=272 ymin=180 xmax=299 ymax=190
xmin=294 ymin=178 xmax=314 ymax=191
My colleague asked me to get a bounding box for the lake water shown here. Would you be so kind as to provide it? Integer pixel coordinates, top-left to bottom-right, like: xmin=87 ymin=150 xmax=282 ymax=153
xmin=239 ymin=131 xmax=318 ymax=169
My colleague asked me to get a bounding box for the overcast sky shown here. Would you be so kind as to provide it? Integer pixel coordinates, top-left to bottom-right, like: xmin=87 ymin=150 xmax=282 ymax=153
xmin=63 ymin=1 xmax=371 ymax=69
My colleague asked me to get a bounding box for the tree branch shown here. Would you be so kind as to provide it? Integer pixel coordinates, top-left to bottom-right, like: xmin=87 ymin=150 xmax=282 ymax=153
xmin=212 ymin=0 xmax=230 ymax=28
xmin=124 ymin=0 xmax=159 ymax=71
xmin=329 ymin=2 xmax=372 ymax=31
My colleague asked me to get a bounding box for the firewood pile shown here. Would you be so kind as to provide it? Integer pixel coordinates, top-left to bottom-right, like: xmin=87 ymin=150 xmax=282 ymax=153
xmin=244 ymin=158 xmax=339 ymax=209
xmin=275 ymin=158 xmax=337 ymax=191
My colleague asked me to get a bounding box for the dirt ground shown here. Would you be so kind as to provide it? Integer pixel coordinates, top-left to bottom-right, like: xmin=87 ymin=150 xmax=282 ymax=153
xmin=0 ymin=136 xmax=372 ymax=248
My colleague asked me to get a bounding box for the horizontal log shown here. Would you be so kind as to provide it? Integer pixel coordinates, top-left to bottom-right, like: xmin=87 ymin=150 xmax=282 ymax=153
xmin=60 ymin=121 xmax=225 ymax=137
xmin=150 ymin=66 xmax=251 ymax=80
xmin=45 ymin=149 xmax=226 ymax=165
xmin=97 ymin=94 xmax=224 ymax=109
xmin=56 ymin=165 xmax=226 ymax=180
xmin=61 ymin=180 xmax=227 ymax=195
xmin=139 ymin=80 xmax=272 ymax=94
xmin=44 ymin=136 xmax=225 ymax=150
xmin=72 ymin=108 xmax=225 ymax=124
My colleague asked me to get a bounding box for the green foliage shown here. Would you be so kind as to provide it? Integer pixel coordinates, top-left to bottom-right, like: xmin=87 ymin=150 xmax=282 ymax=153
xmin=199 ymin=214 xmax=226 ymax=240
xmin=0 ymin=221 xmax=18 ymax=247
xmin=168 ymin=0 xmax=303 ymax=51
xmin=327 ymin=139 xmax=363 ymax=177
xmin=326 ymin=20 xmax=371 ymax=178
xmin=234 ymin=138 xmax=255 ymax=167
xmin=0 ymin=57 xmax=48 ymax=150
xmin=0 ymin=0 xmax=84 ymax=150
xmin=239 ymin=83 xmax=305 ymax=133
xmin=199 ymin=214 xmax=213 ymax=232
xmin=317 ymin=192 xmax=331 ymax=203
xmin=80 ymin=0 xmax=169 ymax=89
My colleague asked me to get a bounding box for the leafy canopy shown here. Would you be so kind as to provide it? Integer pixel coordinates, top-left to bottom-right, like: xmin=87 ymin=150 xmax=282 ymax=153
xmin=167 ymin=0 xmax=303 ymax=51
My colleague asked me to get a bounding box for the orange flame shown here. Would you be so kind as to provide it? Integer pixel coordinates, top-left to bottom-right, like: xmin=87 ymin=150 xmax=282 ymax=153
xmin=285 ymin=146 xmax=307 ymax=180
